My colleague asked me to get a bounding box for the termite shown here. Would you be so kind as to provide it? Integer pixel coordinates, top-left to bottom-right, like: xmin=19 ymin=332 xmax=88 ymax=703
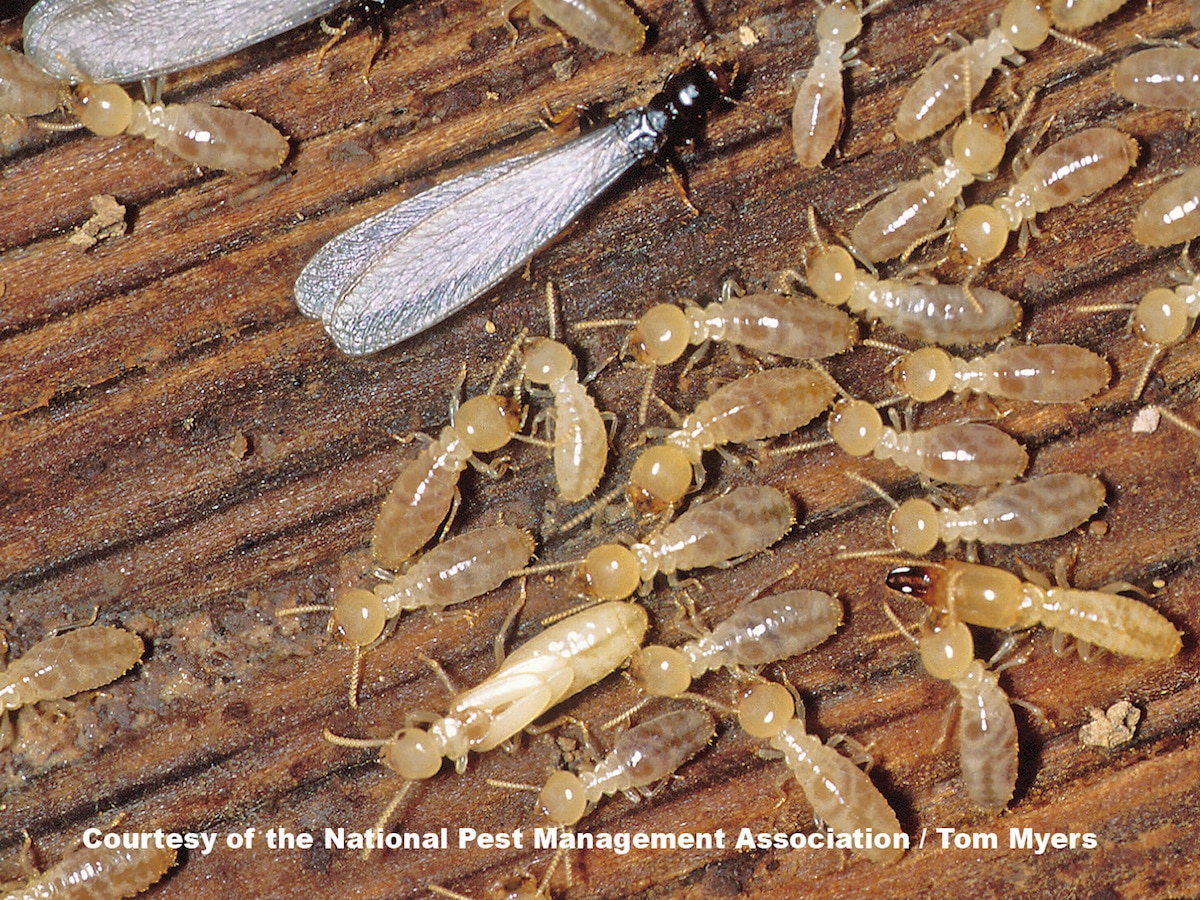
xmin=1 ymin=625 xmax=144 ymax=750
xmin=852 ymin=472 xmax=1106 ymax=555
xmin=626 ymin=367 xmax=836 ymax=514
xmin=535 ymin=707 xmax=716 ymax=826
xmin=324 ymin=601 xmax=648 ymax=832
xmin=23 ymin=0 xmax=352 ymax=82
xmin=737 ymin=682 xmax=905 ymax=863
xmin=70 ymin=79 xmax=289 ymax=173
xmin=890 ymin=343 xmax=1111 ymax=403
xmin=503 ymin=0 xmax=645 ymax=54
xmin=579 ymin=485 xmax=796 ymax=600
xmin=0 ymin=47 xmax=61 ymax=117
xmin=1047 ymin=0 xmax=1130 ymax=30
xmin=792 ymin=0 xmax=871 ymax=167
xmin=886 ymin=559 xmax=1183 ymax=660
xmin=804 ymin=208 xmax=1022 ymax=346
xmin=883 ymin=604 xmax=1019 ymax=813
xmin=851 ymin=111 xmax=1010 ymax=263
xmin=1131 ymin=167 xmax=1200 ymax=248
xmin=1 ymin=840 xmax=176 ymax=900
xmin=371 ymin=386 xmax=523 ymax=569
xmin=827 ymin=398 xmax=1029 ymax=486
xmin=1113 ymin=47 xmax=1200 ymax=110
xmin=949 ymin=127 xmax=1138 ymax=267
xmin=894 ymin=0 xmax=1053 ymax=142
xmin=522 ymin=334 xmax=608 ymax=503
xmin=628 ymin=590 xmax=844 ymax=697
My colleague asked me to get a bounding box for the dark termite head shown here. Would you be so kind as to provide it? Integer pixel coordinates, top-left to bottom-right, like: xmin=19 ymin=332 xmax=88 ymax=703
xmin=647 ymin=61 xmax=734 ymax=148
xmin=886 ymin=564 xmax=940 ymax=605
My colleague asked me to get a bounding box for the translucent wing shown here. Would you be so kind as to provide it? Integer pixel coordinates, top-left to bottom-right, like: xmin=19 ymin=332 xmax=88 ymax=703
xmin=294 ymin=123 xmax=643 ymax=356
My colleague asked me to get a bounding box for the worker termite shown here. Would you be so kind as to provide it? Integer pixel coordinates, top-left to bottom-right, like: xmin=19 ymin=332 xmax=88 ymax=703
xmin=0 ymin=838 xmax=176 ymax=900
xmin=1047 ymin=0 xmax=1130 ymax=30
xmin=792 ymin=0 xmax=876 ymax=167
xmin=825 ymin=398 xmax=1029 ymax=486
xmin=849 ymin=472 xmax=1106 ymax=556
xmin=890 ymin=343 xmax=1111 ymax=403
xmin=1131 ymin=167 xmax=1200 ymax=248
xmin=1 ymin=624 xmax=144 ymax=750
xmin=803 ymin=209 xmax=1022 ymax=346
xmin=294 ymin=62 xmax=733 ymax=356
xmin=372 ymin=385 xmax=523 ymax=569
xmin=23 ymin=0 xmax=352 ymax=82
xmin=532 ymin=707 xmax=716 ymax=826
xmin=70 ymin=79 xmax=289 ymax=173
xmin=883 ymin=604 xmax=1019 ymax=814
xmin=0 ymin=47 xmax=61 ymax=117
xmin=503 ymin=0 xmax=645 ymax=54
xmin=628 ymin=590 xmax=843 ymax=697
xmin=850 ymin=110 xmax=1011 ymax=263
xmin=1113 ymin=47 xmax=1200 ymax=110
xmin=579 ymin=485 xmax=796 ymax=600
xmin=886 ymin=559 xmax=1183 ymax=660
xmin=949 ymin=127 xmax=1138 ymax=267
xmin=324 ymin=601 xmax=648 ymax=835
xmin=626 ymin=367 xmax=836 ymax=514
xmin=893 ymin=0 xmax=1054 ymax=142
xmin=737 ymin=682 xmax=906 ymax=863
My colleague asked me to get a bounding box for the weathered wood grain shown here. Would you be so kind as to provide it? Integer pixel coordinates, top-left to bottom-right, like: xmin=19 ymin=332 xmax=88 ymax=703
xmin=1 ymin=0 xmax=1198 ymax=898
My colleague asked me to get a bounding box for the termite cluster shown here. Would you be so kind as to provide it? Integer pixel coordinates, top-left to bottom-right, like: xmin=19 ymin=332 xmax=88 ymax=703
xmin=1 ymin=1 xmax=1198 ymax=899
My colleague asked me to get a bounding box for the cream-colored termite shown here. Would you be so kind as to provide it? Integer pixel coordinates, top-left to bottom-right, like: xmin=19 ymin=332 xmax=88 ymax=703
xmin=525 ymin=707 xmax=716 ymax=827
xmin=282 ymin=525 xmax=536 ymax=707
xmin=1078 ymin=250 xmax=1200 ymax=399
xmin=889 ymin=342 xmax=1111 ymax=403
xmin=844 ymin=472 xmax=1106 ymax=556
xmin=792 ymin=0 xmax=883 ymax=167
xmin=1131 ymin=168 xmax=1200 ymax=248
xmin=576 ymin=485 xmax=796 ymax=600
xmin=886 ymin=559 xmax=1182 ymax=660
xmin=324 ymin=601 xmax=648 ymax=840
xmin=1113 ymin=46 xmax=1200 ymax=110
xmin=0 ymin=839 xmax=176 ymax=900
xmin=372 ymin=375 xmax=523 ymax=569
xmin=737 ymin=682 xmax=906 ymax=863
xmin=821 ymin=397 xmax=1029 ymax=486
xmin=0 ymin=47 xmax=61 ymax=117
xmin=802 ymin=208 xmax=1023 ymax=346
xmin=1047 ymin=0 xmax=1130 ymax=30
xmin=949 ymin=127 xmax=1139 ymax=268
xmin=1 ymin=624 xmax=144 ymax=750
xmin=628 ymin=590 xmax=843 ymax=697
xmin=882 ymin=603 xmax=1019 ymax=813
xmin=501 ymin=0 xmax=645 ymax=54
xmin=624 ymin=367 xmax=836 ymax=515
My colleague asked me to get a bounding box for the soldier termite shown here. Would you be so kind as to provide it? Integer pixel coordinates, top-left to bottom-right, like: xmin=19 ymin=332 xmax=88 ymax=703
xmin=847 ymin=472 xmax=1106 ymax=556
xmin=626 ymin=367 xmax=837 ymax=515
xmin=824 ymin=398 xmax=1029 ymax=486
xmin=371 ymin=385 xmax=523 ymax=569
xmin=890 ymin=343 xmax=1111 ymax=404
xmin=293 ymin=62 xmax=732 ymax=356
xmin=886 ymin=559 xmax=1183 ymax=660
xmin=737 ymin=682 xmax=906 ymax=863
xmin=949 ymin=127 xmax=1139 ymax=267
xmin=0 ymin=839 xmax=176 ymax=900
xmin=23 ymin=0 xmax=353 ymax=82
xmin=803 ymin=209 xmax=1022 ymax=346
xmin=529 ymin=707 xmax=716 ymax=827
xmin=324 ymin=601 xmax=648 ymax=836
xmin=1047 ymin=0 xmax=1130 ymax=30
xmin=70 ymin=79 xmax=289 ymax=173
xmin=1 ymin=625 xmax=144 ymax=750
xmin=1113 ymin=47 xmax=1200 ymax=110
xmin=577 ymin=485 xmax=796 ymax=600
xmin=792 ymin=0 xmax=877 ymax=167
xmin=1131 ymin=167 xmax=1200 ymax=248
xmin=503 ymin=0 xmax=645 ymax=54
xmin=628 ymin=590 xmax=843 ymax=697
xmin=893 ymin=0 xmax=1056 ymax=142
xmin=883 ymin=604 xmax=1019 ymax=814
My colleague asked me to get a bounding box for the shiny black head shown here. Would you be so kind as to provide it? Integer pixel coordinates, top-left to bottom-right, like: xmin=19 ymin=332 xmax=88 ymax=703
xmin=646 ymin=62 xmax=733 ymax=148
xmin=885 ymin=565 xmax=935 ymax=599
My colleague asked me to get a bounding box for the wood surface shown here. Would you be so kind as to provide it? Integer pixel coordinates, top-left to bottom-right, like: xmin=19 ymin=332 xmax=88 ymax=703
xmin=1 ymin=0 xmax=1198 ymax=898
